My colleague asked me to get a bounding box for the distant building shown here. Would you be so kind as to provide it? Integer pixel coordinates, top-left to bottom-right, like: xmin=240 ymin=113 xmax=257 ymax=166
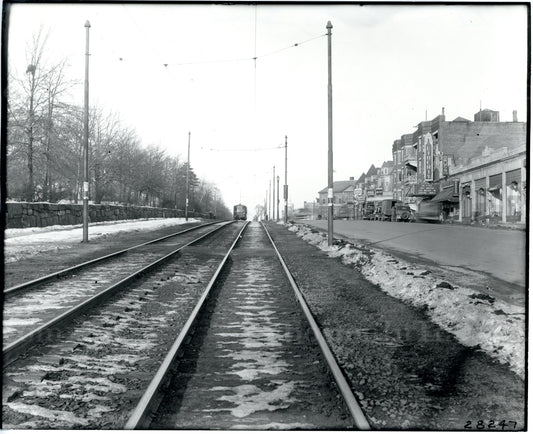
xmin=377 ymin=160 xmax=394 ymax=198
xmin=317 ymin=177 xmax=357 ymax=219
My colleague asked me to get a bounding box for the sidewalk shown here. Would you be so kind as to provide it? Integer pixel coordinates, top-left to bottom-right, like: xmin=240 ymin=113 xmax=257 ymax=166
xmin=305 ymin=219 xmax=526 ymax=291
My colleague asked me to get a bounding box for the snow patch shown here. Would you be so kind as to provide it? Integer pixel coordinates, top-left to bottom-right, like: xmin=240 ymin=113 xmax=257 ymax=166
xmin=287 ymin=223 xmax=525 ymax=379
xmin=4 ymin=217 xmax=199 ymax=263
xmin=6 ymin=402 xmax=89 ymax=426
xmin=210 ymin=383 xmax=296 ymax=417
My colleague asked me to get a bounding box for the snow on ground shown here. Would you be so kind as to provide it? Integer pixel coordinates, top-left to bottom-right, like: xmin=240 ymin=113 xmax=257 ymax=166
xmin=287 ymin=223 xmax=525 ymax=380
xmin=4 ymin=218 xmax=199 ymax=263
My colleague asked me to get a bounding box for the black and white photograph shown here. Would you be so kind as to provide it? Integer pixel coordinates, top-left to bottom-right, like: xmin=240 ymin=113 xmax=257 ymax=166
xmin=2 ymin=1 xmax=527 ymax=430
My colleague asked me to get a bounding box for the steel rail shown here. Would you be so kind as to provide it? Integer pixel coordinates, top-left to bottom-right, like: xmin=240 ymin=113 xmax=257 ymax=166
xmin=4 ymin=221 xmax=219 ymax=298
xmin=261 ymin=222 xmax=371 ymax=430
xmin=124 ymin=221 xmax=249 ymax=429
xmin=3 ymin=221 xmax=234 ymax=367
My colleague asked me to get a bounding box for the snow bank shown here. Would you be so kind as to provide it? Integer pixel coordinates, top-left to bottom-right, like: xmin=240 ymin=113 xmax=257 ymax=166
xmin=4 ymin=218 xmax=199 ymax=263
xmin=287 ymin=223 xmax=525 ymax=379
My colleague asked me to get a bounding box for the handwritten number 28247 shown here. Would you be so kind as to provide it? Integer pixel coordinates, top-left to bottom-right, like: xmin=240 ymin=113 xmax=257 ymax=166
xmin=464 ymin=420 xmax=518 ymax=430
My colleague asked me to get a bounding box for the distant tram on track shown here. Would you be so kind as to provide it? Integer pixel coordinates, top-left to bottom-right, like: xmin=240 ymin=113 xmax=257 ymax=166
xmin=233 ymin=204 xmax=247 ymax=220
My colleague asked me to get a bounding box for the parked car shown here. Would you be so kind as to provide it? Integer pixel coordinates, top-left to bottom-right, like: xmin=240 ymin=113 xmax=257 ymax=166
xmin=372 ymin=201 xmax=383 ymax=220
xmin=362 ymin=202 xmax=375 ymax=220
xmin=393 ymin=203 xmax=414 ymax=222
xmin=379 ymin=199 xmax=401 ymax=221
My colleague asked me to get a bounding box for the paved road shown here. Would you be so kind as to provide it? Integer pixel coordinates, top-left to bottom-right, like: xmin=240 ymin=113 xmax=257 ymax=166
xmin=306 ymin=220 xmax=526 ymax=287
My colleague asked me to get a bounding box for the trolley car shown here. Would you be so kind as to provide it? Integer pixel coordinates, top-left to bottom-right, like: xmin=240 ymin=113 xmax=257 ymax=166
xmin=233 ymin=204 xmax=247 ymax=220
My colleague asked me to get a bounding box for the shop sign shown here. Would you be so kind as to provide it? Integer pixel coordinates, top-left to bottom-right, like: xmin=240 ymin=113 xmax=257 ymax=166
xmin=424 ymin=133 xmax=433 ymax=181
xmin=375 ymin=187 xmax=383 ymax=196
xmin=442 ymin=154 xmax=449 ymax=176
xmin=415 ymin=183 xmax=437 ymax=195
xmin=356 ymin=194 xmax=365 ymax=203
xmin=353 ymin=188 xmax=363 ymax=197
xmin=367 ymin=189 xmax=375 ymax=197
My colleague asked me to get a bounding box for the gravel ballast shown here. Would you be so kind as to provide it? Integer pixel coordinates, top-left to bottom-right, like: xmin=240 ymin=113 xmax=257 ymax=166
xmin=264 ymin=222 xmax=525 ymax=430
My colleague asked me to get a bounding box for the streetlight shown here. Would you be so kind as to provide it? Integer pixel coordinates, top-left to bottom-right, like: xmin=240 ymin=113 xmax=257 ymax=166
xmin=26 ymin=64 xmax=36 ymax=202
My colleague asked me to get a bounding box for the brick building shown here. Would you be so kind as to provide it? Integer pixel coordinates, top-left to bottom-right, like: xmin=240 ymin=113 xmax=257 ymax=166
xmin=391 ymin=107 xmax=526 ymax=224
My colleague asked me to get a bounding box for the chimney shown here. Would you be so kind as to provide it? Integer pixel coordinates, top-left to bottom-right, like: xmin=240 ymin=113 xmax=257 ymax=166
xmin=513 ymin=110 xmax=518 ymax=122
xmin=442 ymin=107 xmax=445 ymax=117
xmin=349 ymin=176 xmax=354 ymax=181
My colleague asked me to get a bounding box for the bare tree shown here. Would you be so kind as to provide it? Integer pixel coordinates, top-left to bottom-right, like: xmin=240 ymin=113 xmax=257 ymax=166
xmin=22 ymin=28 xmax=49 ymax=201
xmin=42 ymin=58 xmax=74 ymax=201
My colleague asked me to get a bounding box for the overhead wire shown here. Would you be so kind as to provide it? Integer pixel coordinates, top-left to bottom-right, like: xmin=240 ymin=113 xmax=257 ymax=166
xmin=199 ymin=145 xmax=284 ymax=152
xmin=161 ymin=32 xmax=326 ymax=69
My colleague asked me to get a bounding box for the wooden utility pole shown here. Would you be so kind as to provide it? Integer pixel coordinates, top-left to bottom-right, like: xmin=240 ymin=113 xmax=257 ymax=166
xmin=276 ymin=175 xmax=280 ymax=221
xmin=327 ymin=21 xmax=334 ymax=246
xmin=284 ymin=135 xmax=288 ymax=223
xmin=268 ymin=180 xmax=271 ymax=220
xmin=272 ymin=166 xmax=276 ymax=222
xmin=185 ymin=132 xmax=191 ymax=221
xmin=82 ymin=20 xmax=91 ymax=242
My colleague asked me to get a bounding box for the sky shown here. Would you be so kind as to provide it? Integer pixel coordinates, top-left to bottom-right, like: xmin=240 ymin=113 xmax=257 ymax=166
xmin=5 ymin=2 xmax=528 ymax=213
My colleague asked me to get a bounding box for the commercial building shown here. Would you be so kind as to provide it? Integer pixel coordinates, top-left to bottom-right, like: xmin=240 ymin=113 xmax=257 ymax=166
xmin=391 ymin=108 xmax=526 ymax=224
xmin=317 ymin=177 xmax=357 ymax=219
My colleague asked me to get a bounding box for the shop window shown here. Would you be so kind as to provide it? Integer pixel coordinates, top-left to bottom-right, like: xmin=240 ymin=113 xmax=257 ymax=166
xmin=488 ymin=186 xmax=502 ymax=219
xmin=476 ymin=188 xmax=486 ymax=219
xmin=462 ymin=186 xmax=472 ymax=219
xmin=506 ymin=181 xmax=521 ymax=221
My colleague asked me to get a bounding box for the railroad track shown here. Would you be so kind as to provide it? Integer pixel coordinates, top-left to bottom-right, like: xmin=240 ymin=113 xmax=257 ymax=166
xmin=4 ymin=220 xmax=219 ymax=298
xmin=3 ymin=221 xmax=232 ymax=365
xmin=3 ymin=221 xmax=370 ymax=430
xmin=127 ymin=221 xmax=370 ymax=430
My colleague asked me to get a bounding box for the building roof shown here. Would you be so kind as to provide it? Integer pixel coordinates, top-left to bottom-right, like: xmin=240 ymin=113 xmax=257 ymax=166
xmin=318 ymin=180 xmax=357 ymax=194
xmin=356 ymin=172 xmax=366 ymax=184
xmin=366 ymin=164 xmax=378 ymax=177
xmin=381 ymin=160 xmax=394 ymax=168
xmin=452 ymin=116 xmax=470 ymax=122
xmin=441 ymin=121 xmax=526 ymax=165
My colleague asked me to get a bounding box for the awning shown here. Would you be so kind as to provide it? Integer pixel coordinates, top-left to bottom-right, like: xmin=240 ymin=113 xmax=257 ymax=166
xmin=431 ymin=188 xmax=459 ymax=203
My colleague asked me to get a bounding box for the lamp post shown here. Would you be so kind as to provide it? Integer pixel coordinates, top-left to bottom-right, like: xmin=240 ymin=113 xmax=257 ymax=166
xmin=26 ymin=64 xmax=36 ymax=202
xmin=82 ymin=20 xmax=90 ymax=242
xmin=326 ymin=20 xmax=334 ymax=246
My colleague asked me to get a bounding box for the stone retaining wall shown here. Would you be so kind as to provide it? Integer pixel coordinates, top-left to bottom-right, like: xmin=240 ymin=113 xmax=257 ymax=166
xmin=5 ymin=202 xmax=185 ymax=229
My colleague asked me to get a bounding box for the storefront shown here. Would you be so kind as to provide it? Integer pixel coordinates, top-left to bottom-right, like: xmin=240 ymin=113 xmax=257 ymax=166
xmin=474 ymin=178 xmax=486 ymax=221
xmin=506 ymin=168 xmax=522 ymax=222
xmin=430 ymin=185 xmax=459 ymax=221
xmin=461 ymin=184 xmax=472 ymax=220
xmin=488 ymin=173 xmax=502 ymax=220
